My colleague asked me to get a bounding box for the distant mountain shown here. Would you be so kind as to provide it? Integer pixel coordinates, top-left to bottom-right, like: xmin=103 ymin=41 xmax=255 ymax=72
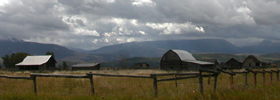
xmin=0 ymin=39 xmax=119 ymax=62
xmin=2 ymin=38 xmax=280 ymax=63
xmin=240 ymin=40 xmax=280 ymax=54
xmin=0 ymin=39 xmax=75 ymax=59
xmin=67 ymin=47 xmax=89 ymax=53
xmin=88 ymin=39 xmax=240 ymax=57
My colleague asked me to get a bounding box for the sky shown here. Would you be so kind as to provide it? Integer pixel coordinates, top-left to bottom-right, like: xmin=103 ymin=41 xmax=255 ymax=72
xmin=0 ymin=0 xmax=279 ymax=50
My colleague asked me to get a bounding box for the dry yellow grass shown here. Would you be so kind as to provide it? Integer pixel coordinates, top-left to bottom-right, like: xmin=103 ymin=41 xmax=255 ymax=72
xmin=0 ymin=69 xmax=280 ymax=100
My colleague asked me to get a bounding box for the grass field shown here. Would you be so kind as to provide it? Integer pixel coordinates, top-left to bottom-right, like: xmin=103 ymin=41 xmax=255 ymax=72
xmin=1 ymin=69 xmax=280 ymax=100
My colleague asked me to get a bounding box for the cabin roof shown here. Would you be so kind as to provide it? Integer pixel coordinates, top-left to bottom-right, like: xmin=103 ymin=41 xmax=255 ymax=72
xmin=226 ymin=58 xmax=242 ymax=64
xmin=16 ymin=55 xmax=54 ymax=66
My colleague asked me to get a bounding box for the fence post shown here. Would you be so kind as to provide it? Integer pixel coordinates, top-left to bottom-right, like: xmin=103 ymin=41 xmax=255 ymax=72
xmin=208 ymin=74 xmax=211 ymax=85
xmin=32 ymin=76 xmax=37 ymax=96
xmin=214 ymin=74 xmax=218 ymax=92
xmin=270 ymin=72 xmax=273 ymax=84
xmin=88 ymin=74 xmax=95 ymax=94
xmin=152 ymin=75 xmax=157 ymax=97
xmin=245 ymin=72 xmax=248 ymax=86
xmin=175 ymin=75 xmax=178 ymax=87
xmin=277 ymin=71 xmax=279 ymax=81
xmin=199 ymin=69 xmax=203 ymax=94
xmin=230 ymin=75 xmax=234 ymax=90
xmin=254 ymin=73 xmax=257 ymax=86
xmin=262 ymin=71 xmax=265 ymax=86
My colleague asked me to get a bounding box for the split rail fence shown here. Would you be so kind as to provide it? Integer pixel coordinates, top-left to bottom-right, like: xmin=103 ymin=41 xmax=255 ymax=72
xmin=0 ymin=68 xmax=280 ymax=97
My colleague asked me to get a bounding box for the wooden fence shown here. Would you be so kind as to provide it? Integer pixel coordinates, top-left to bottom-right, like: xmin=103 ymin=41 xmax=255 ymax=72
xmin=0 ymin=69 xmax=280 ymax=97
xmin=217 ymin=68 xmax=280 ymax=89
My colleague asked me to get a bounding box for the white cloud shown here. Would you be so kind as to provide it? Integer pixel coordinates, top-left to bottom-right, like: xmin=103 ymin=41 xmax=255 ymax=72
xmin=236 ymin=6 xmax=251 ymax=14
xmin=139 ymin=31 xmax=146 ymax=35
xmin=106 ymin=0 xmax=115 ymax=3
xmin=127 ymin=38 xmax=136 ymax=42
xmin=74 ymin=28 xmax=100 ymax=36
xmin=146 ymin=22 xmax=205 ymax=35
xmin=132 ymin=0 xmax=156 ymax=7
xmin=195 ymin=27 xmax=205 ymax=33
xmin=0 ymin=0 xmax=280 ymax=50
xmin=0 ymin=0 xmax=10 ymax=6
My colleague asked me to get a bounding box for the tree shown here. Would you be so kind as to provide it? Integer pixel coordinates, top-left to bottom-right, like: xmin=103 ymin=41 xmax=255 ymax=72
xmin=116 ymin=51 xmax=130 ymax=68
xmin=45 ymin=51 xmax=55 ymax=58
xmin=62 ymin=61 xmax=68 ymax=70
xmin=2 ymin=52 xmax=30 ymax=69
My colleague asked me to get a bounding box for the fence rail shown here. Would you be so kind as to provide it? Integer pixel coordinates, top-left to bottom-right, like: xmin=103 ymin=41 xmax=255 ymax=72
xmin=87 ymin=73 xmax=152 ymax=78
xmin=0 ymin=75 xmax=31 ymax=79
xmin=1 ymin=68 xmax=280 ymax=97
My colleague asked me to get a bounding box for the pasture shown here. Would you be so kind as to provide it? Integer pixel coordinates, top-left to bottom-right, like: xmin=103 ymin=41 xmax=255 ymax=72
xmin=0 ymin=69 xmax=280 ymax=100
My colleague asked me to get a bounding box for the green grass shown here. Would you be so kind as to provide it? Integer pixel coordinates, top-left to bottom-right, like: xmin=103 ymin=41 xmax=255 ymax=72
xmin=1 ymin=70 xmax=280 ymax=99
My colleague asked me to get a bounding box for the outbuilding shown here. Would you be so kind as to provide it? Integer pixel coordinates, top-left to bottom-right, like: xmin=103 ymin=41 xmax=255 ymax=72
xmin=134 ymin=63 xmax=150 ymax=69
xmin=71 ymin=63 xmax=100 ymax=70
xmin=160 ymin=49 xmax=214 ymax=71
xmin=243 ymin=55 xmax=268 ymax=69
xmin=226 ymin=58 xmax=242 ymax=70
xmin=16 ymin=55 xmax=56 ymax=70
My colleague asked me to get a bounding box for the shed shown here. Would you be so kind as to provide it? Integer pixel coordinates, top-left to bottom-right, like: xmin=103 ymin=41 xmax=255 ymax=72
xmin=226 ymin=58 xmax=242 ymax=70
xmin=134 ymin=63 xmax=149 ymax=69
xmin=197 ymin=59 xmax=219 ymax=69
xmin=71 ymin=63 xmax=100 ymax=70
xmin=273 ymin=60 xmax=280 ymax=68
xmin=243 ymin=55 xmax=267 ymax=69
xmin=160 ymin=49 xmax=214 ymax=71
xmin=16 ymin=55 xmax=56 ymax=70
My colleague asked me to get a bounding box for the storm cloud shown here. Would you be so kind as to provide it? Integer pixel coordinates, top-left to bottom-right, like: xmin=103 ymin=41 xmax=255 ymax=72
xmin=0 ymin=0 xmax=279 ymax=50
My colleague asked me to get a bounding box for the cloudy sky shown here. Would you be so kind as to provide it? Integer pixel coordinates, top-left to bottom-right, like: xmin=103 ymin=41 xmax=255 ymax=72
xmin=0 ymin=0 xmax=279 ymax=50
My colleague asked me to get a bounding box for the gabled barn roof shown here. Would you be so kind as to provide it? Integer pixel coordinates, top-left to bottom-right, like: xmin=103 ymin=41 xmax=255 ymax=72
xmin=171 ymin=49 xmax=196 ymax=61
xmin=16 ymin=55 xmax=55 ymax=66
xmin=170 ymin=49 xmax=213 ymax=65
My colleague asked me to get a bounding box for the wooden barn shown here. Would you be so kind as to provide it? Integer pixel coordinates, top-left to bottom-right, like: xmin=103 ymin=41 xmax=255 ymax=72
xmin=226 ymin=58 xmax=242 ymax=70
xmin=134 ymin=63 xmax=149 ymax=69
xmin=71 ymin=63 xmax=100 ymax=70
xmin=16 ymin=55 xmax=56 ymax=70
xmin=160 ymin=49 xmax=214 ymax=71
xmin=243 ymin=55 xmax=267 ymax=69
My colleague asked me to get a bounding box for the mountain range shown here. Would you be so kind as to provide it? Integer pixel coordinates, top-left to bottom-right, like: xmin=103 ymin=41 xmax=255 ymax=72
xmin=1 ymin=38 xmax=280 ymax=62
xmin=88 ymin=39 xmax=280 ymax=57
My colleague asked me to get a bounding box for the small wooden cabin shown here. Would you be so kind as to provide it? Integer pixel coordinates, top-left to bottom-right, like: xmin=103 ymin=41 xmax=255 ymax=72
xmin=160 ymin=49 xmax=214 ymax=71
xmin=16 ymin=55 xmax=56 ymax=70
xmin=197 ymin=59 xmax=219 ymax=69
xmin=273 ymin=60 xmax=280 ymax=68
xmin=243 ymin=55 xmax=267 ymax=69
xmin=71 ymin=63 xmax=100 ymax=70
xmin=134 ymin=63 xmax=149 ymax=69
xmin=226 ymin=58 xmax=242 ymax=70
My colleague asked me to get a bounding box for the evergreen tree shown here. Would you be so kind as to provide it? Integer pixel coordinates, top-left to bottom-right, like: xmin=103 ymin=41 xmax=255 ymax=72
xmin=2 ymin=52 xmax=30 ymax=69
xmin=45 ymin=51 xmax=55 ymax=58
xmin=63 ymin=61 xmax=68 ymax=70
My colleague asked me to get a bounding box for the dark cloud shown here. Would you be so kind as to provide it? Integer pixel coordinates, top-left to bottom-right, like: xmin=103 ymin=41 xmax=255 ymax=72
xmin=0 ymin=0 xmax=279 ymax=50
